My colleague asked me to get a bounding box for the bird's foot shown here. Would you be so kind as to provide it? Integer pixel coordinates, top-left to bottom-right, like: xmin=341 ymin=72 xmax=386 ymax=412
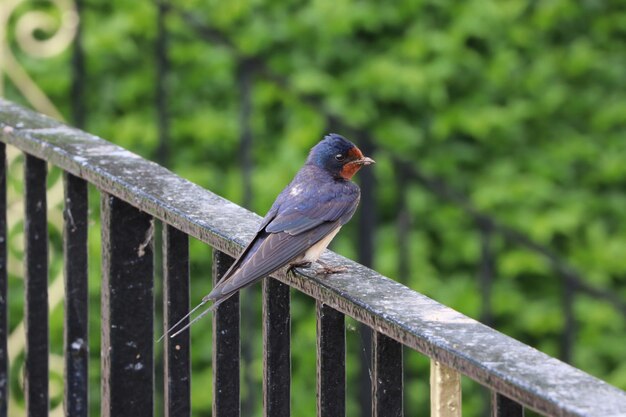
xmin=315 ymin=260 xmax=348 ymax=275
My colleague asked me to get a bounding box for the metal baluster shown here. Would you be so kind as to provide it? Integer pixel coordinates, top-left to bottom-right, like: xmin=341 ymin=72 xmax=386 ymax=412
xmin=212 ymin=249 xmax=240 ymax=417
xmin=0 ymin=144 xmax=7 ymax=417
xmin=163 ymin=225 xmax=190 ymax=417
xmin=263 ymin=277 xmax=290 ymax=417
xmin=492 ymin=392 xmax=524 ymax=417
xmin=24 ymin=154 xmax=48 ymax=417
xmin=316 ymin=302 xmax=345 ymax=417
xmin=101 ymin=194 xmax=154 ymax=417
xmin=430 ymin=360 xmax=461 ymax=417
xmin=372 ymin=332 xmax=403 ymax=417
xmin=63 ymin=173 xmax=88 ymax=417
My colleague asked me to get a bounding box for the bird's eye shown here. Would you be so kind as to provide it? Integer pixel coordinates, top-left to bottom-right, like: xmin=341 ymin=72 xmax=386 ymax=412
xmin=335 ymin=154 xmax=345 ymax=161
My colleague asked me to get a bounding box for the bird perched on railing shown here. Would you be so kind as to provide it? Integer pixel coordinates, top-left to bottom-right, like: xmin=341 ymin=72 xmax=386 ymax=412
xmin=164 ymin=133 xmax=374 ymax=338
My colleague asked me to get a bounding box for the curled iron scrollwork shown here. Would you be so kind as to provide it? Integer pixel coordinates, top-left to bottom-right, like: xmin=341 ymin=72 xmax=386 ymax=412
xmin=0 ymin=0 xmax=78 ymax=118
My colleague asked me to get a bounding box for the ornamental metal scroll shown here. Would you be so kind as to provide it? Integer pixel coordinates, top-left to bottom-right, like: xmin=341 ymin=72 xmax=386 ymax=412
xmin=0 ymin=0 xmax=78 ymax=120
xmin=0 ymin=1 xmax=77 ymax=416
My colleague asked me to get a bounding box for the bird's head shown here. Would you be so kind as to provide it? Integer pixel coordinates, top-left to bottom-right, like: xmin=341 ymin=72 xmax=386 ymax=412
xmin=307 ymin=133 xmax=375 ymax=180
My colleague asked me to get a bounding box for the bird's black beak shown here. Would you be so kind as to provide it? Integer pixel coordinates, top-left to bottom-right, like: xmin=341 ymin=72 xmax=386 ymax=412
xmin=357 ymin=156 xmax=375 ymax=165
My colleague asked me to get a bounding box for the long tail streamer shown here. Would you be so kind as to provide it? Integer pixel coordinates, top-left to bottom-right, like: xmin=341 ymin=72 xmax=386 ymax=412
xmin=156 ymin=297 xmax=209 ymax=342
xmin=157 ymin=293 xmax=235 ymax=342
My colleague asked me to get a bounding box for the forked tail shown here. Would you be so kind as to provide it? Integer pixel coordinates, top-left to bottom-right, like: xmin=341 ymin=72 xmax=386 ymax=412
xmin=156 ymin=292 xmax=235 ymax=341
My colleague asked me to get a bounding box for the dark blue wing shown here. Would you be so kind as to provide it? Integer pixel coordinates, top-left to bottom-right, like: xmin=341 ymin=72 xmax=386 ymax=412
xmin=265 ymin=168 xmax=360 ymax=235
xmin=207 ymin=221 xmax=340 ymax=301
xmin=208 ymin=165 xmax=360 ymax=303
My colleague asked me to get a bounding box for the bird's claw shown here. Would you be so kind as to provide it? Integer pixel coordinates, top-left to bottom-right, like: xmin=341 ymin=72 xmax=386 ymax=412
xmin=289 ymin=260 xmax=347 ymax=275
xmin=318 ymin=265 xmax=348 ymax=275
xmin=315 ymin=260 xmax=348 ymax=275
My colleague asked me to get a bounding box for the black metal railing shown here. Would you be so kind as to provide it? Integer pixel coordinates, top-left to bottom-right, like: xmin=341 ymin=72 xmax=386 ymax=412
xmin=1 ymin=99 xmax=626 ymax=417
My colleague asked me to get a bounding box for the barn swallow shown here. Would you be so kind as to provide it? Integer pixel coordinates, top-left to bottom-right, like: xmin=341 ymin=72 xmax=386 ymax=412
xmin=164 ymin=133 xmax=374 ymax=338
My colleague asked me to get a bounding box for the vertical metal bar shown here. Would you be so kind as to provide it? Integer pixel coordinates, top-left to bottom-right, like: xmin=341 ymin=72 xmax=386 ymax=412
xmin=372 ymin=332 xmax=403 ymax=417
xmin=24 ymin=154 xmax=48 ymax=417
xmin=212 ymin=249 xmax=240 ymax=417
xmin=430 ymin=360 xmax=462 ymax=417
xmin=101 ymin=194 xmax=154 ymax=417
xmin=63 ymin=173 xmax=89 ymax=417
xmin=163 ymin=225 xmax=190 ymax=417
xmin=316 ymin=302 xmax=345 ymax=417
xmin=355 ymin=135 xmax=376 ymax=417
xmin=262 ymin=277 xmax=290 ymax=417
xmin=237 ymin=56 xmax=257 ymax=417
xmin=492 ymin=392 xmax=524 ymax=417
xmin=0 ymin=143 xmax=7 ymax=417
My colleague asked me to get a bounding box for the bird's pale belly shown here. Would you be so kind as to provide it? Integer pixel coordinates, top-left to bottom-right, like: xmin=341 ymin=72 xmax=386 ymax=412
xmin=296 ymin=226 xmax=342 ymax=264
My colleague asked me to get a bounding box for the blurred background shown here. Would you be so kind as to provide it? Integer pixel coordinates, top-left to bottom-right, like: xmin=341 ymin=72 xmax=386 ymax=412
xmin=1 ymin=0 xmax=626 ymax=416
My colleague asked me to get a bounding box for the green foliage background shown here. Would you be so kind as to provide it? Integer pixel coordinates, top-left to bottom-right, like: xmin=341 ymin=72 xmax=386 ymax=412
xmin=3 ymin=0 xmax=626 ymax=416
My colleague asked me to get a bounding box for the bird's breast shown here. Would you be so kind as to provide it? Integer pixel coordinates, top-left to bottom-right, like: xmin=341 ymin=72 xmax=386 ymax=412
xmin=299 ymin=226 xmax=342 ymax=263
